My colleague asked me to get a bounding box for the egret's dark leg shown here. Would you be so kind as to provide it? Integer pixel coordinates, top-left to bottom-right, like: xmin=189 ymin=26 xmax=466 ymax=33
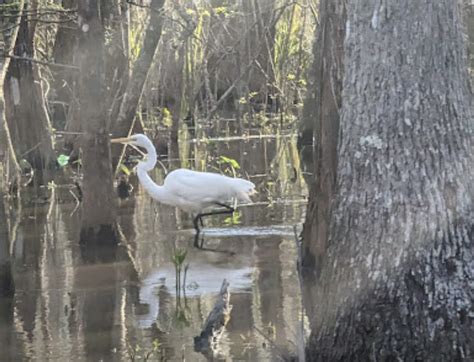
xmin=192 ymin=214 xmax=203 ymax=249
xmin=193 ymin=203 xmax=235 ymax=248
xmin=193 ymin=215 xmax=202 ymax=233
xmin=196 ymin=204 xmax=235 ymax=221
xmin=215 ymin=203 xmax=235 ymax=212
xmin=193 ymin=231 xmax=201 ymax=248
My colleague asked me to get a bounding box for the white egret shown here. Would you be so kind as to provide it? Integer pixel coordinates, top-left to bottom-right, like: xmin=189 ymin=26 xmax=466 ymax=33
xmin=111 ymin=134 xmax=255 ymax=236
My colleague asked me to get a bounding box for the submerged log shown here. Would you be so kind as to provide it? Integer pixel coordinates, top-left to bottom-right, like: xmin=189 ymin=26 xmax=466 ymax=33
xmin=194 ymin=279 xmax=232 ymax=357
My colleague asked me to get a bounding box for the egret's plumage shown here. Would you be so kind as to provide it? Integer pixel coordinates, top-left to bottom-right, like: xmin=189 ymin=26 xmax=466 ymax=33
xmin=112 ymin=134 xmax=255 ymax=224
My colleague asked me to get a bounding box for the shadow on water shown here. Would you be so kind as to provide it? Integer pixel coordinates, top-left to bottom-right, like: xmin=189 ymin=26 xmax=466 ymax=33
xmin=0 ymin=129 xmax=309 ymax=361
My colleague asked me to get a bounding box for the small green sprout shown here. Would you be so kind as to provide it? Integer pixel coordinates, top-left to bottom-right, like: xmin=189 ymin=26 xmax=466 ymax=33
xmin=57 ymin=154 xmax=70 ymax=167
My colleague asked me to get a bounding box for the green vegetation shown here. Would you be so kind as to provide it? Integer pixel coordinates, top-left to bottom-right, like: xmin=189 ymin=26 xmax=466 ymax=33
xmin=126 ymin=339 xmax=164 ymax=362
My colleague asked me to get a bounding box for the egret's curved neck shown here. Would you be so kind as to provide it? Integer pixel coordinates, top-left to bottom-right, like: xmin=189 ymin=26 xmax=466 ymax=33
xmin=138 ymin=138 xmax=157 ymax=172
xmin=135 ymin=140 xmax=174 ymax=205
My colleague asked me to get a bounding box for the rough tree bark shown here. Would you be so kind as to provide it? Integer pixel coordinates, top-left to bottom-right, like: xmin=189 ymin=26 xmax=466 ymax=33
xmin=464 ymin=0 xmax=474 ymax=74
xmin=4 ymin=0 xmax=55 ymax=178
xmin=62 ymin=0 xmax=129 ymax=157
xmin=300 ymin=0 xmax=345 ymax=269
xmin=77 ymin=0 xmax=117 ymax=244
xmin=0 ymin=0 xmax=23 ymax=190
xmin=304 ymin=0 xmax=474 ymax=360
xmin=111 ymin=0 xmax=166 ymax=167
xmin=51 ymin=0 xmax=77 ymax=131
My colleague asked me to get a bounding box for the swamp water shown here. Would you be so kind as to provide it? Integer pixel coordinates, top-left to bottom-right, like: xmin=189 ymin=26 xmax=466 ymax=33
xmin=0 ymin=132 xmax=308 ymax=361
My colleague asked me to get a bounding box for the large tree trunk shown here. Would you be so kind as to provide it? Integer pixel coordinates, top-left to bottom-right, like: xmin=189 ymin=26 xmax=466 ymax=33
xmin=111 ymin=0 xmax=166 ymax=167
xmin=0 ymin=0 xmax=23 ymax=191
xmin=300 ymin=0 xmax=345 ymax=270
xmin=77 ymin=0 xmax=117 ymax=244
xmin=3 ymin=0 xmax=55 ymax=179
xmin=304 ymin=0 xmax=474 ymax=360
xmin=62 ymin=0 xmax=129 ymax=157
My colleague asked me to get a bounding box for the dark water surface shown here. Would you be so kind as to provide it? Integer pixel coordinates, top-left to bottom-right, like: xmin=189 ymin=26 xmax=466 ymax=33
xmin=0 ymin=133 xmax=308 ymax=361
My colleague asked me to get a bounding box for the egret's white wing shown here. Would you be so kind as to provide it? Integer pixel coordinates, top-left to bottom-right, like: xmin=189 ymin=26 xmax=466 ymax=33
xmin=163 ymin=169 xmax=235 ymax=205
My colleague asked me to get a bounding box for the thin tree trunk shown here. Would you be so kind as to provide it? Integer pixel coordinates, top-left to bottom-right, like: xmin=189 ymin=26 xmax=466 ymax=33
xmin=170 ymin=45 xmax=186 ymax=144
xmin=246 ymin=0 xmax=277 ymax=107
xmin=103 ymin=0 xmax=130 ymax=124
xmin=111 ymin=0 xmax=166 ymax=167
xmin=304 ymin=1 xmax=474 ymax=359
xmin=77 ymin=0 xmax=117 ymax=244
xmin=51 ymin=0 xmax=77 ymax=132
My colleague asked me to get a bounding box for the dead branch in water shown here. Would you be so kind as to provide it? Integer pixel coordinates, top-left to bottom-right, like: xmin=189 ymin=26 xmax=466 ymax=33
xmin=194 ymin=279 xmax=232 ymax=358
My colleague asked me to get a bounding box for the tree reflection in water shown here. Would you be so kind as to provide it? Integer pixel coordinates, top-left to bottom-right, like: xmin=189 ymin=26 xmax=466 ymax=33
xmin=0 ymin=134 xmax=308 ymax=361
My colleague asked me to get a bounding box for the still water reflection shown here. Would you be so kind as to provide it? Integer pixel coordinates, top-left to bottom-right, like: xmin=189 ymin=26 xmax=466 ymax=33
xmin=0 ymin=133 xmax=307 ymax=361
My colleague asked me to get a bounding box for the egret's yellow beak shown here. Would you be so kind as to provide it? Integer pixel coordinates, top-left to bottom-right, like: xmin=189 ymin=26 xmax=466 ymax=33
xmin=111 ymin=137 xmax=132 ymax=144
xmin=249 ymin=188 xmax=258 ymax=195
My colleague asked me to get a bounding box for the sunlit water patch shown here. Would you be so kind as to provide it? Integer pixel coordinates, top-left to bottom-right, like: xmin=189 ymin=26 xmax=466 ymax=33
xmin=202 ymin=224 xmax=297 ymax=237
xmin=138 ymin=264 xmax=254 ymax=328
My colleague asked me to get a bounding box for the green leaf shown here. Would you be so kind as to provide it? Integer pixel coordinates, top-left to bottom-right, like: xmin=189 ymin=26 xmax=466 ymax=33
xmin=161 ymin=107 xmax=172 ymax=127
xmin=120 ymin=164 xmax=131 ymax=176
xmin=297 ymin=79 xmax=307 ymax=86
xmin=162 ymin=107 xmax=171 ymax=118
xmin=218 ymin=156 xmax=240 ymax=169
xmin=57 ymin=154 xmax=70 ymax=167
xmin=172 ymin=249 xmax=187 ymax=267
xmin=152 ymin=339 xmax=161 ymax=350
xmin=214 ymin=6 xmax=227 ymax=15
xmin=224 ymin=210 xmax=241 ymax=226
